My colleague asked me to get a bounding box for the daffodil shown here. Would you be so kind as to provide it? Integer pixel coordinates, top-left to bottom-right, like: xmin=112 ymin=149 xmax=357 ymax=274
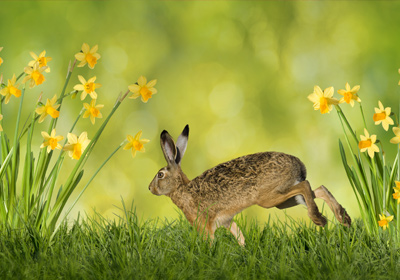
xmin=307 ymin=86 xmax=339 ymax=114
xmin=128 ymin=76 xmax=157 ymax=103
xmin=123 ymin=131 xmax=150 ymax=158
xmin=73 ymin=75 xmax=101 ymax=100
xmin=83 ymin=99 xmax=104 ymax=125
xmin=0 ymin=74 xmax=22 ymax=104
xmin=0 ymin=114 xmax=3 ymax=132
xmin=63 ymin=132 xmax=91 ymax=160
xmin=0 ymin=47 xmax=3 ymax=66
xmin=337 ymin=82 xmax=361 ymax=107
xmin=378 ymin=213 xmax=393 ymax=230
xmin=390 ymin=127 xmax=400 ymax=145
xmin=393 ymin=181 xmax=400 ymax=204
xmin=35 ymin=95 xmax=60 ymax=123
xmin=358 ymin=128 xmax=379 ymax=158
xmin=28 ymin=50 xmax=52 ymax=73
xmin=373 ymin=101 xmax=393 ymax=131
xmin=75 ymin=43 xmax=100 ymax=69
xmin=23 ymin=62 xmax=47 ymax=88
xmin=40 ymin=129 xmax=63 ymax=153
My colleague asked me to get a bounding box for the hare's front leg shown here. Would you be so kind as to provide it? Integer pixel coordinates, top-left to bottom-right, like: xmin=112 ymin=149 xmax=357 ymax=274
xmin=229 ymin=221 xmax=245 ymax=246
xmin=214 ymin=215 xmax=245 ymax=246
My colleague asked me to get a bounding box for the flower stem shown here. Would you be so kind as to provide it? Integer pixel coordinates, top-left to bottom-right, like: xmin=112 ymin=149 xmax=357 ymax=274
xmin=47 ymin=94 xmax=124 ymax=226
xmin=52 ymin=140 xmax=126 ymax=239
xmin=360 ymin=103 xmax=368 ymax=129
xmin=335 ymin=105 xmax=358 ymax=144
xmin=9 ymin=86 xmax=25 ymax=212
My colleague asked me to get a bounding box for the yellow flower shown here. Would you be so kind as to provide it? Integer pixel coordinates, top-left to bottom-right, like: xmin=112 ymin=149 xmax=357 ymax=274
xmin=378 ymin=213 xmax=393 ymax=230
xmin=63 ymin=132 xmax=91 ymax=160
xmin=337 ymin=82 xmax=361 ymax=107
xmin=75 ymin=43 xmax=101 ymax=69
xmin=0 ymin=114 xmax=3 ymax=132
xmin=35 ymin=95 xmax=60 ymax=123
xmin=73 ymin=75 xmax=102 ymax=100
xmin=307 ymin=86 xmax=339 ymax=114
xmin=28 ymin=50 xmax=52 ymax=73
xmin=0 ymin=74 xmax=22 ymax=104
xmin=40 ymin=129 xmax=63 ymax=153
xmin=373 ymin=101 xmax=393 ymax=131
xmin=83 ymin=99 xmax=104 ymax=125
xmin=390 ymin=127 xmax=400 ymax=145
xmin=358 ymin=128 xmax=379 ymax=158
xmin=123 ymin=131 xmax=150 ymax=158
xmin=23 ymin=62 xmax=47 ymax=88
xmin=128 ymin=76 xmax=157 ymax=103
xmin=393 ymin=181 xmax=400 ymax=204
xmin=0 ymin=47 xmax=3 ymax=66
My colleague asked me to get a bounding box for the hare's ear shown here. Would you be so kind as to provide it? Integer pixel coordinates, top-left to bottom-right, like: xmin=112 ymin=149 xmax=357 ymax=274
xmin=160 ymin=130 xmax=177 ymax=165
xmin=175 ymin=125 xmax=189 ymax=165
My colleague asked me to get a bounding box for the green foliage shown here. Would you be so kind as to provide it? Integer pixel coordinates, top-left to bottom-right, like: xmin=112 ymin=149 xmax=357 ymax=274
xmin=0 ymin=49 xmax=131 ymax=238
xmin=0 ymin=204 xmax=399 ymax=280
xmin=336 ymin=103 xmax=400 ymax=237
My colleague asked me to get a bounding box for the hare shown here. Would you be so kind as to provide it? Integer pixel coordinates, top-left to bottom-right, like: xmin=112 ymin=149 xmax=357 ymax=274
xmin=149 ymin=125 xmax=351 ymax=246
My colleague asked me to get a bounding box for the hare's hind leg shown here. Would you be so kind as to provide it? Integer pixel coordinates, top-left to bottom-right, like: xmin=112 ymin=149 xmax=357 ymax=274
xmin=314 ymin=185 xmax=351 ymax=227
xmin=259 ymin=180 xmax=327 ymax=226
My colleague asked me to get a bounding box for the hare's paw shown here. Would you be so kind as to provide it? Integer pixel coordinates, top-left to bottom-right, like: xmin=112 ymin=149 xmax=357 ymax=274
xmin=336 ymin=205 xmax=351 ymax=228
xmin=313 ymin=215 xmax=327 ymax=227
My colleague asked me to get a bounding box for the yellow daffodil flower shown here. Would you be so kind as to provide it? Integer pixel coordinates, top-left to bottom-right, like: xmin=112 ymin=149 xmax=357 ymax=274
xmin=393 ymin=181 xmax=400 ymax=204
xmin=307 ymin=86 xmax=339 ymax=114
xmin=28 ymin=50 xmax=52 ymax=73
xmin=358 ymin=128 xmax=379 ymax=158
xmin=123 ymin=131 xmax=150 ymax=158
xmin=73 ymin=75 xmax=101 ymax=100
xmin=373 ymin=101 xmax=393 ymax=131
xmin=128 ymin=76 xmax=157 ymax=103
xmin=35 ymin=95 xmax=60 ymax=123
xmin=0 ymin=74 xmax=22 ymax=104
xmin=378 ymin=213 xmax=393 ymax=230
xmin=63 ymin=132 xmax=91 ymax=160
xmin=337 ymin=82 xmax=361 ymax=107
xmin=0 ymin=47 xmax=3 ymax=66
xmin=0 ymin=114 xmax=3 ymax=132
xmin=40 ymin=129 xmax=64 ymax=153
xmin=23 ymin=62 xmax=47 ymax=88
xmin=75 ymin=43 xmax=101 ymax=69
xmin=83 ymin=99 xmax=104 ymax=125
xmin=390 ymin=127 xmax=400 ymax=145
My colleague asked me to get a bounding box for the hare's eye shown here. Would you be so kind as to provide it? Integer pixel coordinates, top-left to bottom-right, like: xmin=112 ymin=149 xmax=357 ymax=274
xmin=158 ymin=172 xmax=164 ymax=179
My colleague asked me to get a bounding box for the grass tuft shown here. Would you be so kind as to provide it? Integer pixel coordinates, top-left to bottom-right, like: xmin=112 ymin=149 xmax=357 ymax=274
xmin=1 ymin=204 xmax=400 ymax=279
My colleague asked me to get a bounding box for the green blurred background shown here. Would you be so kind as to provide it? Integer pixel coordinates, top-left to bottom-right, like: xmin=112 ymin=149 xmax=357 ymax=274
xmin=1 ymin=1 xmax=400 ymax=225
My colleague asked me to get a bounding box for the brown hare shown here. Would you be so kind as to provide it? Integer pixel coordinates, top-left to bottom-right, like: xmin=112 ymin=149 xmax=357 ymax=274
xmin=149 ymin=125 xmax=351 ymax=246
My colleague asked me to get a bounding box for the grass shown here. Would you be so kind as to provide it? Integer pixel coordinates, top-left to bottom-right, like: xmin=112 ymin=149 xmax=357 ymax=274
xmin=1 ymin=203 xmax=400 ymax=280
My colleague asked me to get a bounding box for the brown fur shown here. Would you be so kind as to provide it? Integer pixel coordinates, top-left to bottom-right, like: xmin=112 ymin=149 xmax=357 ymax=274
xmin=149 ymin=126 xmax=351 ymax=246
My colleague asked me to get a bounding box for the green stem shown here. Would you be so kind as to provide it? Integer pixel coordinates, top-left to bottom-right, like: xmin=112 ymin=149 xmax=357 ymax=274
xmin=33 ymin=59 xmax=76 ymax=194
xmin=47 ymin=92 xmax=127 ymax=226
xmin=9 ymin=87 xmax=25 ymax=212
xmin=335 ymin=105 xmax=358 ymax=144
xmin=22 ymin=107 xmax=36 ymax=220
xmin=51 ymin=140 xmax=127 ymax=239
xmin=360 ymin=103 xmax=368 ymax=130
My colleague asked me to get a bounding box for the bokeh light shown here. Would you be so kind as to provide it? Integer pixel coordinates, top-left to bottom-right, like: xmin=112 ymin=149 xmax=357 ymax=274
xmin=2 ymin=1 xmax=400 ymax=226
